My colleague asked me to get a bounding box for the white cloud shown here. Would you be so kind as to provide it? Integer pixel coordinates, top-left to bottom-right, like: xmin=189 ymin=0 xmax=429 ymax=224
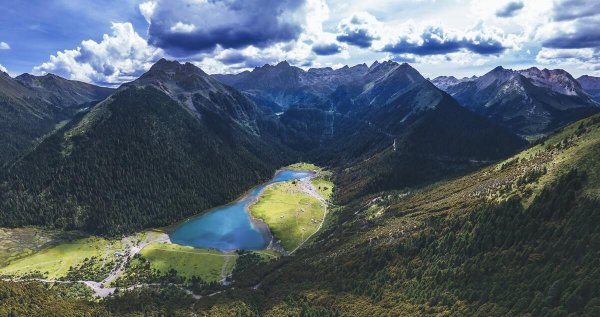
xmin=0 ymin=64 xmax=7 ymax=73
xmin=34 ymin=22 xmax=163 ymax=86
xmin=139 ymin=1 xmax=157 ymax=24
xmin=536 ymin=47 xmax=600 ymax=74
xmin=170 ymin=22 xmax=196 ymax=33
xmin=0 ymin=42 xmax=10 ymax=50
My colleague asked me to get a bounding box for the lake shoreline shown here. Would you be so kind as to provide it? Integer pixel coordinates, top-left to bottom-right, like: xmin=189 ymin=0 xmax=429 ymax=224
xmin=168 ymin=169 xmax=316 ymax=252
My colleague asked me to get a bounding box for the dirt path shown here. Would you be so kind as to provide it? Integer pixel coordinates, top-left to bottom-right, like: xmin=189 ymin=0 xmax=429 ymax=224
xmin=283 ymin=173 xmax=331 ymax=255
xmin=219 ymin=256 xmax=232 ymax=283
xmin=102 ymin=233 xmax=170 ymax=287
xmin=297 ymin=176 xmax=331 ymax=206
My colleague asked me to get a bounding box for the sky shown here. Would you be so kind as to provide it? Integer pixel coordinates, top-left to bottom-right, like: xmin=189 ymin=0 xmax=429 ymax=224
xmin=0 ymin=0 xmax=599 ymax=86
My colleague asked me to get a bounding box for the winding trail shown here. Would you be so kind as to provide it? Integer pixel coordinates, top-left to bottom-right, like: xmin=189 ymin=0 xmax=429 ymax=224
xmin=289 ymin=176 xmax=330 ymax=255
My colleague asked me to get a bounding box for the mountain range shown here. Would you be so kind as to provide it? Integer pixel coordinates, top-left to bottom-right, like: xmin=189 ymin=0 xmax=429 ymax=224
xmin=0 ymin=59 xmax=598 ymax=234
xmin=2 ymin=58 xmax=600 ymax=315
xmin=432 ymin=66 xmax=599 ymax=137
xmin=0 ymin=59 xmax=292 ymax=234
xmin=578 ymin=75 xmax=600 ymax=103
xmin=0 ymin=70 xmax=113 ymax=165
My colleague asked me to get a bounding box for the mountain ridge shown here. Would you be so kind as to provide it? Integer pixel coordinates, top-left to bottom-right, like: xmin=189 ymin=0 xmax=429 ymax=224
xmin=0 ymin=71 xmax=114 ymax=165
xmin=0 ymin=59 xmax=293 ymax=235
xmin=432 ymin=66 xmax=599 ymax=136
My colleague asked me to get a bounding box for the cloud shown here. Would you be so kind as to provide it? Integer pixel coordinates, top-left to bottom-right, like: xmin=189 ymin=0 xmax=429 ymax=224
xmin=537 ymin=0 xmax=600 ymax=50
xmin=536 ymin=47 xmax=600 ymax=73
xmin=496 ymin=1 xmax=524 ymax=18
xmin=217 ymin=51 xmax=248 ymax=65
xmin=214 ymin=50 xmax=276 ymax=69
xmin=0 ymin=64 xmax=7 ymax=73
xmin=312 ymin=42 xmax=343 ymax=55
xmin=0 ymin=42 xmax=10 ymax=50
xmin=390 ymin=55 xmax=417 ymax=63
xmin=551 ymin=0 xmax=600 ymax=21
xmin=143 ymin=0 xmax=308 ymax=56
xmin=336 ymin=12 xmax=381 ymax=48
xmin=207 ymin=41 xmax=317 ymax=71
xmin=139 ymin=1 xmax=157 ymax=24
xmin=34 ymin=23 xmax=162 ymax=86
xmin=382 ymin=23 xmax=510 ymax=56
xmin=170 ymin=22 xmax=196 ymax=33
xmin=540 ymin=16 xmax=600 ymax=49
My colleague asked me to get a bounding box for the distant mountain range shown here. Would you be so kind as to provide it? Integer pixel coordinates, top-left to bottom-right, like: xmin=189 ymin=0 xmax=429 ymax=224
xmin=214 ymin=61 xmax=376 ymax=112
xmin=432 ymin=66 xmax=599 ymax=137
xmin=2 ymin=59 xmax=599 ymax=234
xmin=578 ymin=75 xmax=600 ymax=103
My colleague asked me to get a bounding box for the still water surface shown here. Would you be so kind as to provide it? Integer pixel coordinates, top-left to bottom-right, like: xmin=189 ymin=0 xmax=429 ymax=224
xmin=170 ymin=170 xmax=313 ymax=251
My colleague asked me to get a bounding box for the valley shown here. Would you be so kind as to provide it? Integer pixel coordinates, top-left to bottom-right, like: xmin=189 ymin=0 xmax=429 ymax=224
xmin=0 ymin=164 xmax=333 ymax=299
xmin=1 ymin=58 xmax=599 ymax=317
xmin=4 ymin=1 xmax=600 ymax=315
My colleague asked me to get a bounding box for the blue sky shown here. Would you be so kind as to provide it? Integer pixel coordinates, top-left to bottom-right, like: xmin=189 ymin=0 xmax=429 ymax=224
xmin=0 ymin=0 xmax=598 ymax=86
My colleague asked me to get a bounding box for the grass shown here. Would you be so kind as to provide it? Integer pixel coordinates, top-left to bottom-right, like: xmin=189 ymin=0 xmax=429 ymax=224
xmin=250 ymin=180 xmax=326 ymax=251
xmin=285 ymin=162 xmax=321 ymax=171
xmin=251 ymin=249 xmax=281 ymax=261
xmin=140 ymin=243 xmax=237 ymax=282
xmin=312 ymin=177 xmax=334 ymax=201
xmin=0 ymin=236 xmax=122 ymax=279
xmin=0 ymin=227 xmax=72 ymax=268
xmin=352 ymin=114 xmax=600 ymax=247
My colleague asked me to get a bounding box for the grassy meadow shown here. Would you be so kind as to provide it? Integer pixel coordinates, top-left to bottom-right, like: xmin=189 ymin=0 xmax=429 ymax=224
xmin=139 ymin=242 xmax=237 ymax=282
xmin=0 ymin=236 xmax=122 ymax=279
xmin=250 ymin=180 xmax=327 ymax=251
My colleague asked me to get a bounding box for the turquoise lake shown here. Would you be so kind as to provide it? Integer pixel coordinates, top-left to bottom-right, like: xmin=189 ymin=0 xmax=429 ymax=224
xmin=169 ymin=170 xmax=314 ymax=251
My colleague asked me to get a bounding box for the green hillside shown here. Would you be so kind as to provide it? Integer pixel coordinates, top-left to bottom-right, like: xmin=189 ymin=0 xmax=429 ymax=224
xmin=0 ymin=85 xmax=289 ymax=235
xmin=191 ymin=113 xmax=600 ymax=316
xmin=1 ymin=112 xmax=600 ymax=317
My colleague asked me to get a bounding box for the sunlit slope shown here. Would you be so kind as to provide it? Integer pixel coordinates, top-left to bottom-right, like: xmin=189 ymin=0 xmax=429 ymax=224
xmin=199 ymin=113 xmax=600 ymax=316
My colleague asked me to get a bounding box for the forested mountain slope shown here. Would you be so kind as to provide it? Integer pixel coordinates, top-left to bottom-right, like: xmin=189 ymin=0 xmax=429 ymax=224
xmin=311 ymin=64 xmax=527 ymax=200
xmin=0 ymin=59 xmax=293 ymax=235
xmin=0 ymin=71 xmax=113 ymax=165
xmin=1 ymin=74 xmax=600 ymax=317
xmin=195 ymin=113 xmax=600 ymax=316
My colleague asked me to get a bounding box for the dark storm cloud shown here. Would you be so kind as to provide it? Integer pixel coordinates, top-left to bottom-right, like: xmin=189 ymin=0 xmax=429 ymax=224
xmin=146 ymin=0 xmax=306 ymax=56
xmin=312 ymin=43 xmax=342 ymax=55
xmin=496 ymin=1 xmax=524 ymax=18
xmin=552 ymin=0 xmax=600 ymax=21
xmin=539 ymin=0 xmax=600 ymax=50
xmin=382 ymin=26 xmax=507 ymax=56
xmin=336 ymin=30 xmax=376 ymax=48
xmin=217 ymin=51 xmax=247 ymax=65
xmin=336 ymin=13 xmax=380 ymax=48
xmin=541 ymin=17 xmax=600 ymax=49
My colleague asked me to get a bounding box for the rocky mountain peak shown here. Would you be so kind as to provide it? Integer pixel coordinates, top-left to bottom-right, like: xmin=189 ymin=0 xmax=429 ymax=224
xmin=518 ymin=67 xmax=584 ymax=96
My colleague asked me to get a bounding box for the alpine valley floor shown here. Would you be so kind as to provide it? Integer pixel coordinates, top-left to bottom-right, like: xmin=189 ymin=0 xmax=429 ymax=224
xmin=0 ymin=164 xmax=334 ymax=300
xmin=1 ymin=113 xmax=598 ymax=316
